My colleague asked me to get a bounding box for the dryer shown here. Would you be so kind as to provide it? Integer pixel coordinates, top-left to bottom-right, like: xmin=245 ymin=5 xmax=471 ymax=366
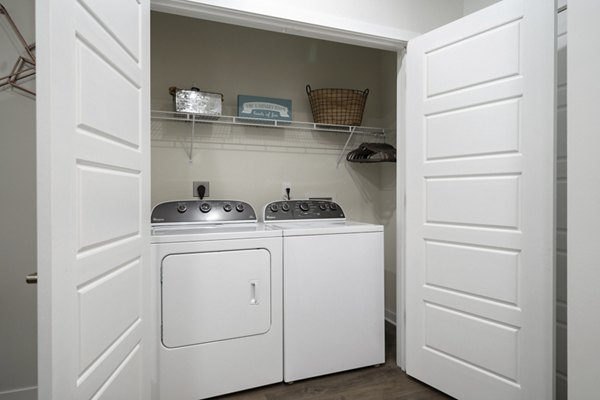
xmin=263 ymin=199 xmax=385 ymax=383
xmin=151 ymin=200 xmax=282 ymax=400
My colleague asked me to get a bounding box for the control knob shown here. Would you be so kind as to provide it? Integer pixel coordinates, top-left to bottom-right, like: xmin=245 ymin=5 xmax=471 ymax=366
xmin=319 ymin=203 xmax=327 ymax=211
xmin=236 ymin=203 xmax=245 ymax=212
xmin=299 ymin=202 xmax=310 ymax=212
xmin=270 ymin=204 xmax=279 ymax=212
xmin=199 ymin=202 xmax=212 ymax=213
xmin=177 ymin=204 xmax=187 ymax=213
xmin=281 ymin=203 xmax=290 ymax=212
xmin=223 ymin=203 xmax=232 ymax=212
xmin=330 ymin=203 xmax=338 ymax=211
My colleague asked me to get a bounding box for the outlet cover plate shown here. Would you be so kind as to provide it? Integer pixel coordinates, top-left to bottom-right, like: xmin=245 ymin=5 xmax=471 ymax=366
xmin=193 ymin=181 xmax=210 ymax=198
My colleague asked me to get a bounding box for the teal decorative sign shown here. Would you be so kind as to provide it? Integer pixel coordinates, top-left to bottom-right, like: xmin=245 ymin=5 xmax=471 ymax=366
xmin=238 ymin=95 xmax=292 ymax=121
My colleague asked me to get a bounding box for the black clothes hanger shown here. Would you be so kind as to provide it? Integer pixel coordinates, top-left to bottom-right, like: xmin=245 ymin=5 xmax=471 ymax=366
xmin=346 ymin=142 xmax=396 ymax=163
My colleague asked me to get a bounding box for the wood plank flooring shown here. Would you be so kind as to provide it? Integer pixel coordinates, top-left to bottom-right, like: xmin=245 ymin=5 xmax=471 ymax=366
xmin=214 ymin=323 xmax=453 ymax=400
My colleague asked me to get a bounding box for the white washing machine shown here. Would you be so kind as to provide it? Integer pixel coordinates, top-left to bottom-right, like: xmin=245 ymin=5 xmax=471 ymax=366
xmin=263 ymin=199 xmax=385 ymax=383
xmin=151 ymin=200 xmax=282 ymax=400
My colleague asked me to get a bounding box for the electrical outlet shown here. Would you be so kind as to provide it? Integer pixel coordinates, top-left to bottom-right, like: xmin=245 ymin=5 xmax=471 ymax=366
xmin=282 ymin=182 xmax=292 ymax=200
xmin=193 ymin=181 xmax=210 ymax=198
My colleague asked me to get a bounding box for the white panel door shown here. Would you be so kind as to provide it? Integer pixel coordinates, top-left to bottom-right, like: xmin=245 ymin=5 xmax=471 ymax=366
xmin=36 ymin=0 xmax=150 ymax=399
xmin=405 ymin=0 xmax=555 ymax=399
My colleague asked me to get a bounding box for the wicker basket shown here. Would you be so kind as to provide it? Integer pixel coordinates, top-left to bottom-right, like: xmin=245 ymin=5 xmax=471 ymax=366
xmin=306 ymin=84 xmax=369 ymax=126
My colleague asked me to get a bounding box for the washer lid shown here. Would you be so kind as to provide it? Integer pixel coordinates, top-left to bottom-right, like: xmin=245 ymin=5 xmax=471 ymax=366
xmin=151 ymin=223 xmax=281 ymax=243
xmin=268 ymin=220 xmax=383 ymax=236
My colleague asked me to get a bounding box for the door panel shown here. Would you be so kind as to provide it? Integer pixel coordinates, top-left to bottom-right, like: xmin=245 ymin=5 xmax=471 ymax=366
xmin=424 ymin=303 xmax=519 ymax=381
xmin=37 ymin=0 xmax=150 ymax=399
xmin=426 ymin=20 xmax=520 ymax=97
xmin=425 ymin=175 xmax=520 ymax=228
xmin=78 ymin=260 xmax=142 ymax=371
xmin=77 ymin=41 xmax=141 ymax=146
xmin=426 ymin=98 xmax=521 ymax=160
xmin=425 ymin=240 xmax=519 ymax=304
xmin=405 ymin=0 xmax=555 ymax=398
xmin=78 ymin=0 xmax=141 ymax=60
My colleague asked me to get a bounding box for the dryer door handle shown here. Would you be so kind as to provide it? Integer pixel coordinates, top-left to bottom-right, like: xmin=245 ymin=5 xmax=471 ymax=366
xmin=250 ymin=280 xmax=259 ymax=305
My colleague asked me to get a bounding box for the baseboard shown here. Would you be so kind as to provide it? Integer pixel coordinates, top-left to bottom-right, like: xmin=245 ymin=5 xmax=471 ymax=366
xmin=385 ymin=308 xmax=397 ymax=325
xmin=0 ymin=386 xmax=37 ymax=400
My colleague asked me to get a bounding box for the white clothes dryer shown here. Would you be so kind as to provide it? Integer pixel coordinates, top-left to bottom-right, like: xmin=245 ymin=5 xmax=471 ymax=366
xmin=263 ymin=199 xmax=385 ymax=383
xmin=151 ymin=200 xmax=282 ymax=400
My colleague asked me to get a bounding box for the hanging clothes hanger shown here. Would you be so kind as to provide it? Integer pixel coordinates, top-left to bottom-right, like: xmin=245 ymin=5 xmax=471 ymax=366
xmin=0 ymin=3 xmax=36 ymax=96
xmin=346 ymin=142 xmax=396 ymax=163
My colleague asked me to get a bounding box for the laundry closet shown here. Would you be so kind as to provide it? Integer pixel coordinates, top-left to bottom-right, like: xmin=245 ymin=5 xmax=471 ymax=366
xmin=0 ymin=0 xmax=574 ymax=399
xmin=149 ymin=13 xmax=400 ymax=318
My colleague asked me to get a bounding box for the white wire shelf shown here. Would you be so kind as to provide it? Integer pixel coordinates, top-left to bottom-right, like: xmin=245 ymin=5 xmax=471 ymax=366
xmin=151 ymin=110 xmax=386 ymax=166
xmin=151 ymin=110 xmax=385 ymax=137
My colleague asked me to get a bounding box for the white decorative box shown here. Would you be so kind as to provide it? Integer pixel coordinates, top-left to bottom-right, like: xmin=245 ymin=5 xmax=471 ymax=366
xmin=169 ymin=86 xmax=223 ymax=115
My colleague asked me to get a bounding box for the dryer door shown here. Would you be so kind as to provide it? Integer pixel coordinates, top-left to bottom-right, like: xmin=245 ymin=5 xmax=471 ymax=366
xmin=161 ymin=249 xmax=271 ymax=348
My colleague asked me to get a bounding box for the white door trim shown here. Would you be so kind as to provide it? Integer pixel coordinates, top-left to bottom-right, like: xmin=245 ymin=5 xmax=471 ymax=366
xmin=150 ymin=0 xmax=410 ymax=51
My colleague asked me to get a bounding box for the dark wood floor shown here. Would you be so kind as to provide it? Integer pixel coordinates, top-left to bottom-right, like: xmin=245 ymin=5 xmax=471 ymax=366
xmin=214 ymin=323 xmax=453 ymax=400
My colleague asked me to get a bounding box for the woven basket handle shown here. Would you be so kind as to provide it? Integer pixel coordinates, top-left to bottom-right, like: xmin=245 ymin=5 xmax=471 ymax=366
xmin=363 ymin=88 xmax=370 ymax=97
xmin=306 ymin=84 xmax=312 ymax=95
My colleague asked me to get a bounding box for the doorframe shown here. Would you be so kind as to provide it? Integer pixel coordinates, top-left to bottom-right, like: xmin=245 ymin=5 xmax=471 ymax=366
xmin=151 ymin=0 xmax=413 ymax=51
xmin=396 ymin=47 xmax=407 ymax=370
xmin=149 ymin=0 xmax=409 ymax=370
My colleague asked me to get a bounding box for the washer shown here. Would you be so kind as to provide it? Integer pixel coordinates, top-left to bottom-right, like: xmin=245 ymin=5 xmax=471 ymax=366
xmin=151 ymin=200 xmax=282 ymax=400
xmin=263 ymin=199 xmax=385 ymax=383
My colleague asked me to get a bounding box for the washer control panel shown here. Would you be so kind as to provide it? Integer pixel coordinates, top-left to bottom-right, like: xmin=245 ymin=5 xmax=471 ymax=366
xmin=151 ymin=200 xmax=256 ymax=224
xmin=263 ymin=200 xmax=345 ymax=221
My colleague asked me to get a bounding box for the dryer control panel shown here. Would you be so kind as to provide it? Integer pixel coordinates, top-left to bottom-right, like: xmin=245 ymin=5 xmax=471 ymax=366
xmin=151 ymin=200 xmax=256 ymax=224
xmin=263 ymin=200 xmax=345 ymax=221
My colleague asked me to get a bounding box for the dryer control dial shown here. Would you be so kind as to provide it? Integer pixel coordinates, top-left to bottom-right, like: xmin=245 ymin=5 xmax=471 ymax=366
xmin=151 ymin=200 xmax=257 ymax=225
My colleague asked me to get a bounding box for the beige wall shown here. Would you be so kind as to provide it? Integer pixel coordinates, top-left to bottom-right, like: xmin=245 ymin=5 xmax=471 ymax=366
xmin=151 ymin=13 xmax=399 ymax=316
xmin=0 ymin=1 xmax=37 ymax=399
xmin=463 ymin=0 xmax=500 ymax=15
xmin=568 ymin=1 xmax=600 ymax=398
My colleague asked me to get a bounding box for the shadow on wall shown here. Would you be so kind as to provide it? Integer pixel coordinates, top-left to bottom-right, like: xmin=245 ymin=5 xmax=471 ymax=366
xmin=347 ymin=160 xmax=396 ymax=223
xmin=0 ymin=1 xmax=38 ymax=399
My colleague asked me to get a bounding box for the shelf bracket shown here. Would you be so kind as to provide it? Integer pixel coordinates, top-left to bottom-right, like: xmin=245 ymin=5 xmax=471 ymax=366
xmin=336 ymin=126 xmax=356 ymax=168
xmin=188 ymin=116 xmax=195 ymax=162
